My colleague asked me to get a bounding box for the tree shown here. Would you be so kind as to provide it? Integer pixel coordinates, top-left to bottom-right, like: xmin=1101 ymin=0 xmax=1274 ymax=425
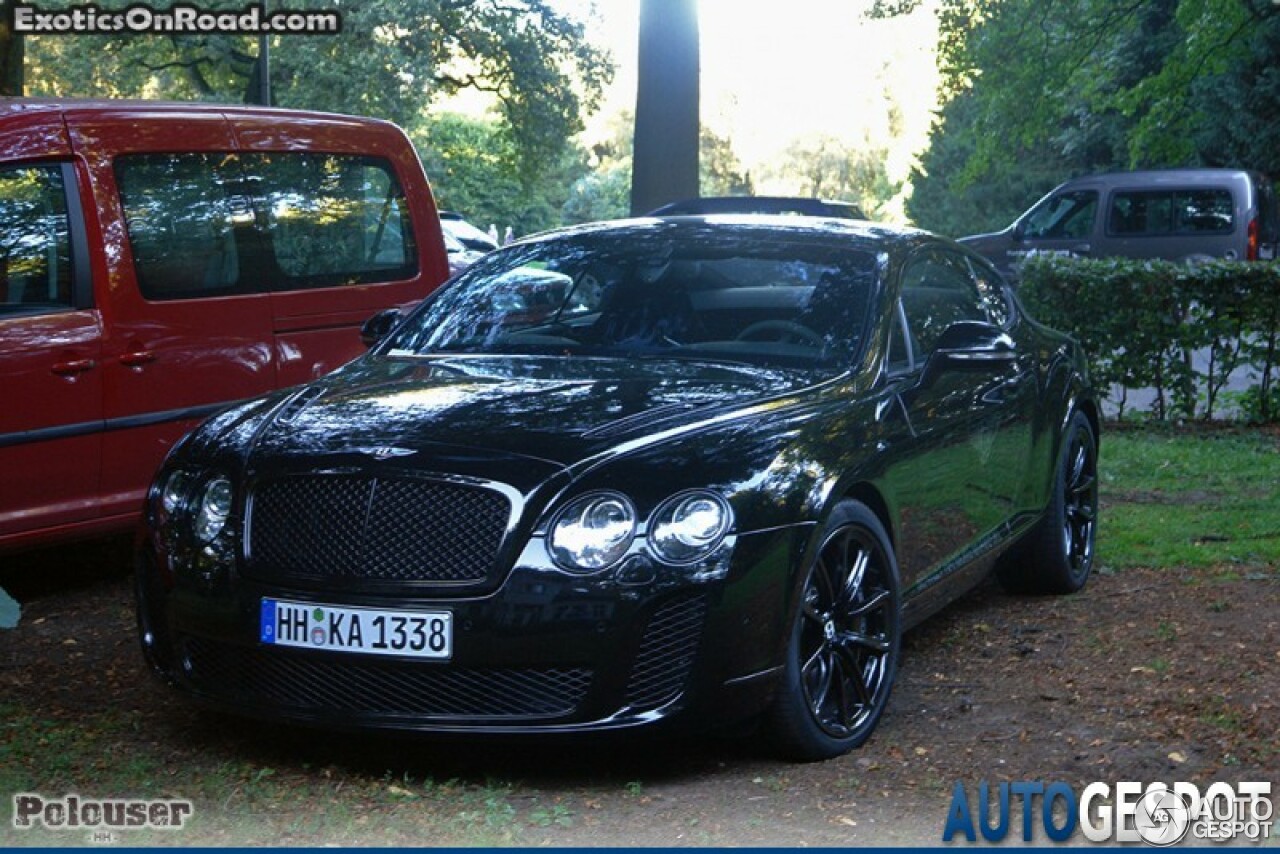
xmin=886 ymin=0 xmax=1280 ymax=232
xmin=414 ymin=111 xmax=589 ymax=236
xmin=563 ymin=111 xmax=634 ymax=223
xmin=1 ymin=1 xmax=22 ymax=95
xmin=776 ymin=135 xmax=899 ymax=219
xmin=631 ymin=0 xmax=699 ymax=215
xmin=561 ymin=114 xmax=754 ymax=224
xmin=906 ymin=90 xmax=1071 ymax=237
xmin=700 ymin=127 xmax=752 ymax=197
xmin=24 ymin=0 xmax=612 ymax=189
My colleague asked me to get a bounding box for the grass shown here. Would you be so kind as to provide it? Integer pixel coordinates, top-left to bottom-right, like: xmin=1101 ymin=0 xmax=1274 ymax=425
xmin=1098 ymin=429 xmax=1280 ymax=570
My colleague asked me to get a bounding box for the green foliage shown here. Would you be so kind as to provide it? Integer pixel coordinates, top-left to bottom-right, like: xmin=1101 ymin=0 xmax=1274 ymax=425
xmin=1018 ymin=256 xmax=1280 ymax=420
xmin=560 ymin=115 xmax=754 ymax=225
xmin=902 ymin=0 xmax=1280 ymax=234
xmin=775 ymin=135 xmax=899 ymax=219
xmin=905 ymin=91 xmax=1069 ymax=237
xmin=700 ymin=127 xmax=752 ymax=197
xmin=414 ymin=112 xmax=587 ymax=236
xmin=24 ymin=0 xmax=612 ymax=190
xmin=562 ymin=165 xmax=630 ymax=224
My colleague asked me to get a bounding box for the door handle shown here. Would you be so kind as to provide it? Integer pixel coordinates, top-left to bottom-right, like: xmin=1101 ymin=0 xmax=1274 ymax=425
xmin=1074 ymin=244 xmax=1092 ymax=254
xmin=52 ymin=358 xmax=96 ymax=376
xmin=119 ymin=350 xmax=156 ymax=367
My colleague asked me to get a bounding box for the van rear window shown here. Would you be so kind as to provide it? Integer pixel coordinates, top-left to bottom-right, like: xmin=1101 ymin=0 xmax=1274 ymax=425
xmin=1108 ymin=189 xmax=1234 ymax=236
xmin=116 ymin=153 xmax=417 ymax=301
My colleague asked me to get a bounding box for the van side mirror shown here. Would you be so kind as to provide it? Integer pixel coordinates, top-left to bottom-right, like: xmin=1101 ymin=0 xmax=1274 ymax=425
xmin=1011 ymin=221 xmax=1026 ymax=242
xmin=360 ymin=307 xmax=402 ymax=348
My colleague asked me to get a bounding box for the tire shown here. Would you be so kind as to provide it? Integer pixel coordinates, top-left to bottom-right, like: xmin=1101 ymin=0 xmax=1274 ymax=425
xmin=997 ymin=411 xmax=1098 ymax=594
xmin=767 ymin=500 xmax=902 ymax=761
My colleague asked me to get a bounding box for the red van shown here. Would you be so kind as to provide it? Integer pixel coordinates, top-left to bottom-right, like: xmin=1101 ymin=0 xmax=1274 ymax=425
xmin=0 ymin=100 xmax=449 ymax=552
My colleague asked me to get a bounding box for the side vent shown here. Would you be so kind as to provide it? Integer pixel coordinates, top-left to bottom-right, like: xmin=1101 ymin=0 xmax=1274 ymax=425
xmin=625 ymin=593 xmax=708 ymax=710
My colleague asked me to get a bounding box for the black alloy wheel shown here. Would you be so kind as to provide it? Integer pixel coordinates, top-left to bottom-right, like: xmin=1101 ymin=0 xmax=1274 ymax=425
xmin=1061 ymin=420 xmax=1098 ymax=584
xmin=768 ymin=500 xmax=901 ymax=761
xmin=998 ymin=410 xmax=1098 ymax=594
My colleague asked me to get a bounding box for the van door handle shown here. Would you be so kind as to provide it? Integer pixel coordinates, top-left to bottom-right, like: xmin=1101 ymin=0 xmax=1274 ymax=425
xmin=119 ymin=350 xmax=156 ymax=367
xmin=1074 ymin=244 xmax=1091 ymax=254
xmin=52 ymin=358 xmax=96 ymax=376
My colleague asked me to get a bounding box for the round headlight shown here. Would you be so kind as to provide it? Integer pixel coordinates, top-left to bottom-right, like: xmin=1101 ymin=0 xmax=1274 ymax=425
xmin=649 ymin=491 xmax=732 ymax=564
xmin=159 ymin=470 xmax=191 ymax=517
xmin=548 ymin=493 xmax=637 ymax=571
xmin=193 ymin=476 xmax=233 ymax=543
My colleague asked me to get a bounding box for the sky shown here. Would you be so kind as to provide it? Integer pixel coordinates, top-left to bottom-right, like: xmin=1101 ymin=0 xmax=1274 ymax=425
xmin=556 ymin=0 xmax=943 ymax=221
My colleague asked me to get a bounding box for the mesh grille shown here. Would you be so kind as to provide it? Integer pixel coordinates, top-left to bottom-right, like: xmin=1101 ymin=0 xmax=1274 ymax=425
xmin=625 ymin=593 xmax=708 ymax=710
xmin=247 ymin=475 xmax=511 ymax=585
xmin=181 ymin=637 xmax=592 ymax=719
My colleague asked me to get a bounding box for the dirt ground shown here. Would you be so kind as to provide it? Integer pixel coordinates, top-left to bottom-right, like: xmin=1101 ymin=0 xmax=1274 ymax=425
xmin=0 ymin=537 xmax=1276 ymax=847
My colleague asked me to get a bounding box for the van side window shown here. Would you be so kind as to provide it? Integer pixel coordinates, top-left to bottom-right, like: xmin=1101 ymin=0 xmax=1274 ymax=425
xmin=116 ymin=154 xmax=247 ymax=301
xmin=0 ymin=165 xmax=73 ymax=312
xmin=899 ymin=252 xmax=986 ymax=359
xmin=1023 ymin=190 xmax=1097 ymax=239
xmin=1175 ymin=190 xmax=1233 ymax=234
xmin=1108 ymin=189 xmax=1234 ymax=236
xmin=117 ymin=153 xmax=417 ymax=300
xmin=247 ymin=154 xmax=417 ymax=289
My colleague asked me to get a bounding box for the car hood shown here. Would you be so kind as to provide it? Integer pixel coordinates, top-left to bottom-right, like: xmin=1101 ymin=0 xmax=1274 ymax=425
xmin=246 ymin=354 xmax=822 ymax=474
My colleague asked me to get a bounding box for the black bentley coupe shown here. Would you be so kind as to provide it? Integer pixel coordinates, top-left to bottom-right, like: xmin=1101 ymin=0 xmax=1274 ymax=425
xmin=136 ymin=216 xmax=1099 ymax=760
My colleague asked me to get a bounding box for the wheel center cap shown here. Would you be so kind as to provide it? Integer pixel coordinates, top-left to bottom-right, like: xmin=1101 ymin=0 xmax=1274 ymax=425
xmin=823 ymin=620 xmax=836 ymax=642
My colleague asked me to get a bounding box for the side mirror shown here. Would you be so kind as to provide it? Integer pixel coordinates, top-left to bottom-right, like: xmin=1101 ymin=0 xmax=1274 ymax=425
xmin=360 ymin=307 xmax=402 ymax=349
xmin=930 ymin=320 xmax=1016 ymax=372
xmin=1011 ymin=221 xmax=1026 ymax=242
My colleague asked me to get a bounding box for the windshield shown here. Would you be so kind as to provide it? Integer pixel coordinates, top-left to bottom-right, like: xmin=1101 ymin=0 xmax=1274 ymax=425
xmin=386 ymin=227 xmax=880 ymax=372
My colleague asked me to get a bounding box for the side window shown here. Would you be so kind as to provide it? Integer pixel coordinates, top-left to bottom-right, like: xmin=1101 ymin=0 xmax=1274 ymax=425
xmin=885 ymin=300 xmax=912 ymax=373
xmin=116 ymin=154 xmax=247 ymax=301
xmin=0 ymin=165 xmax=74 ymax=312
xmin=1109 ymin=191 xmax=1172 ymax=235
xmin=1023 ymin=190 xmax=1097 ymax=239
xmin=247 ymin=153 xmax=417 ymax=289
xmin=966 ymin=256 xmax=1012 ymax=327
xmin=899 ymin=252 xmax=986 ymax=359
xmin=1174 ymin=189 xmax=1233 ymax=234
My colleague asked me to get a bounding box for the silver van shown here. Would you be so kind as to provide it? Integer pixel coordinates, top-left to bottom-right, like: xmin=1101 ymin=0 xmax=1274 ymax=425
xmin=960 ymin=169 xmax=1279 ymax=278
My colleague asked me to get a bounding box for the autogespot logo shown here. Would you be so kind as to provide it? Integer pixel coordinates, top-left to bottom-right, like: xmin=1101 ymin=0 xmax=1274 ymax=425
xmin=942 ymin=780 xmax=1274 ymax=845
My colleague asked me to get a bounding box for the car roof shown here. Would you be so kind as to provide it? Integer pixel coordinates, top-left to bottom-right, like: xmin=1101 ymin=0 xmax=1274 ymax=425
xmin=647 ymin=196 xmax=866 ymax=219
xmin=517 ymin=214 xmax=934 ymax=255
xmin=0 ymin=97 xmax=397 ymax=128
xmin=1056 ymin=168 xmax=1264 ymax=190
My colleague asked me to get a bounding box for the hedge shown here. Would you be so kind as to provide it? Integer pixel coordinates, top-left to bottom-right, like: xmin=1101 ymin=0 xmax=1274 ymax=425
xmin=1017 ymin=256 xmax=1280 ymax=422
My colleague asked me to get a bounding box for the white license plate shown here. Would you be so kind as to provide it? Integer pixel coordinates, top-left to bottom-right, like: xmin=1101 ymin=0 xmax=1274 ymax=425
xmin=260 ymin=599 xmax=452 ymax=660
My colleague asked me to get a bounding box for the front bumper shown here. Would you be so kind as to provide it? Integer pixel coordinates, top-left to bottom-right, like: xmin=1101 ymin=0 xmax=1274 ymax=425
xmin=136 ymin=524 xmax=810 ymax=735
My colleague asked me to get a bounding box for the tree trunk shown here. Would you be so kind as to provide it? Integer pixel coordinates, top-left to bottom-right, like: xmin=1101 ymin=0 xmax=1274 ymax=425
xmin=1 ymin=0 xmax=24 ymax=97
xmin=630 ymin=0 xmax=699 ymax=216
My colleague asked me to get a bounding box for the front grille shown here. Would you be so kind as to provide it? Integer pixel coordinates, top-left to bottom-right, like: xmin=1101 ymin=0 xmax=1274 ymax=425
xmin=246 ymin=475 xmax=511 ymax=586
xmin=625 ymin=593 xmax=708 ymax=710
xmin=181 ymin=637 xmax=592 ymax=719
